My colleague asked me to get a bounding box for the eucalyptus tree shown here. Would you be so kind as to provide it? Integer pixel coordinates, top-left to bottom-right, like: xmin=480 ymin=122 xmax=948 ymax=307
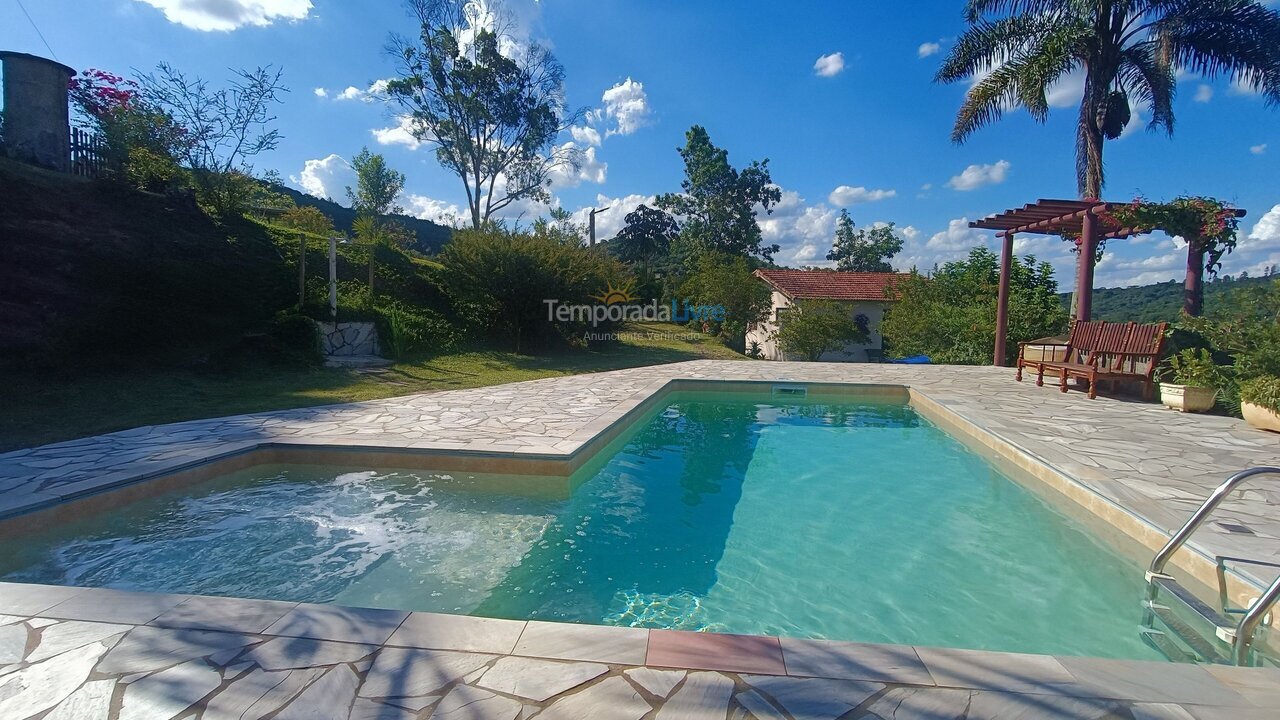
xmin=937 ymin=0 xmax=1280 ymax=199
xmin=386 ymin=0 xmax=584 ymax=229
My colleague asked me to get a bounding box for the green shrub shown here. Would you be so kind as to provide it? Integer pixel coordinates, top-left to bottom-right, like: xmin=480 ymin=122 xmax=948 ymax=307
xmin=678 ymin=252 xmax=770 ymax=351
xmin=1240 ymin=376 xmax=1280 ymax=412
xmin=881 ymin=247 xmax=1066 ymax=365
xmin=377 ymin=302 xmax=457 ymax=359
xmin=773 ymin=300 xmax=867 ymax=361
xmin=266 ymin=312 xmax=321 ymax=366
xmin=1160 ymin=349 xmax=1226 ymax=388
xmin=440 ymin=227 xmax=631 ymax=353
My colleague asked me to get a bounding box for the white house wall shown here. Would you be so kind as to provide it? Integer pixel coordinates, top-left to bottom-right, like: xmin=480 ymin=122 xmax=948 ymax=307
xmin=746 ymin=293 xmax=889 ymax=362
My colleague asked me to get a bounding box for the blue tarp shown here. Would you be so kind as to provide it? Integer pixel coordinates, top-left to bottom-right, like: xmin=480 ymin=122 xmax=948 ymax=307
xmin=889 ymin=355 xmax=931 ymax=364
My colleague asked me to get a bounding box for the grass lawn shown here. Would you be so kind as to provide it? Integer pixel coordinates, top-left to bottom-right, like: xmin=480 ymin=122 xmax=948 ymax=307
xmin=2 ymin=322 xmax=744 ymax=452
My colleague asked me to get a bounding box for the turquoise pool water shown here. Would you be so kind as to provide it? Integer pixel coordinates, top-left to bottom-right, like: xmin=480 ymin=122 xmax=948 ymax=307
xmin=0 ymin=391 xmax=1160 ymax=659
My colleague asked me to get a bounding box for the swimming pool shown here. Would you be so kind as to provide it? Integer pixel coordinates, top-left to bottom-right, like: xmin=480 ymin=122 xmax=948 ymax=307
xmin=0 ymin=390 xmax=1160 ymax=659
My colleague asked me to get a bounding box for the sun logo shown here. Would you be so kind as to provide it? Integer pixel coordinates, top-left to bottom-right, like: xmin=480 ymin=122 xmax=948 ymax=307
xmin=590 ymin=281 xmax=639 ymax=305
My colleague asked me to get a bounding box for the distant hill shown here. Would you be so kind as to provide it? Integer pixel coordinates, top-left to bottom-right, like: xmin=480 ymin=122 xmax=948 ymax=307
xmin=269 ymin=183 xmax=454 ymax=255
xmin=1059 ymin=274 xmax=1278 ymax=323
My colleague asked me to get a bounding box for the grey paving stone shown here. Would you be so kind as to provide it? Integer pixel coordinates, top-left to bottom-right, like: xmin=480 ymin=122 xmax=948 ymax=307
xmin=117 ymin=658 xmax=223 ymax=720
xmin=914 ymin=646 xmax=1078 ymax=694
xmin=734 ymin=688 xmax=787 ymax=720
xmin=1130 ymin=703 xmax=1197 ymax=720
xmin=624 ymin=667 xmax=685 ymax=699
xmin=0 ymin=582 xmax=88 ymax=616
xmin=97 ymin=625 xmax=257 ymax=674
xmin=537 ymin=676 xmax=651 ymax=720
xmin=1056 ymin=655 xmax=1251 ymax=705
xmin=433 ymin=684 xmax=523 ymax=719
xmin=26 ymin=619 xmax=131 ymax=663
xmin=1203 ymin=664 xmax=1280 ymax=708
xmin=242 ymin=636 xmax=378 ymax=671
xmin=202 ymin=666 xmax=325 ymax=719
xmin=276 ymin=664 xmax=361 ymax=719
xmin=1183 ymin=706 xmax=1280 ymax=720
xmin=474 ymin=655 xmax=608 ymax=701
xmin=42 ymin=586 xmax=189 ymax=625
xmin=42 ymin=679 xmax=116 ymax=720
xmin=964 ymin=690 xmax=1124 ymax=719
xmin=263 ymin=602 xmax=408 ymax=645
xmin=748 ymin=673 xmax=886 ymax=719
xmin=349 ymin=698 xmax=421 ymax=719
xmin=0 ymin=640 xmax=104 ymax=719
xmin=151 ymin=594 xmax=298 ymax=634
xmin=387 ymin=611 xmax=526 ymax=654
xmin=0 ymin=622 xmax=28 ymax=663
xmin=359 ymin=647 xmax=494 ymax=699
xmin=514 ymin=620 xmax=647 ymax=664
xmin=781 ymin=637 xmax=935 ymax=684
xmin=655 ymin=671 xmax=735 ymax=720
xmin=859 ymin=686 xmax=972 ymax=720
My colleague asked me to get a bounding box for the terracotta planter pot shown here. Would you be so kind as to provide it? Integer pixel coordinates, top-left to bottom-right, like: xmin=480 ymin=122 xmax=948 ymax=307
xmin=1159 ymin=383 xmax=1217 ymax=413
xmin=1242 ymin=401 xmax=1280 ymax=433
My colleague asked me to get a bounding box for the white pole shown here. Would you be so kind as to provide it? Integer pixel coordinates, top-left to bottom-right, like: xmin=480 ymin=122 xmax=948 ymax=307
xmin=328 ymin=234 xmax=338 ymax=321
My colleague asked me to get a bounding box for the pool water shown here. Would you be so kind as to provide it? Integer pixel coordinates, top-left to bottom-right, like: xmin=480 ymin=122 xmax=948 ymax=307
xmin=0 ymin=391 xmax=1160 ymax=659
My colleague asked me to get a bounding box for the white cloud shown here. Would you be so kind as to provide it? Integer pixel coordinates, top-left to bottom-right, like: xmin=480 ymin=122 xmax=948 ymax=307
xmin=946 ymin=160 xmax=1010 ymax=191
xmin=601 ymin=78 xmax=652 ymax=136
xmin=813 ymin=52 xmax=845 ymax=78
xmin=917 ymin=42 xmax=941 ymax=58
xmin=291 ymin=154 xmax=354 ymax=201
xmin=1195 ymin=84 xmax=1214 ymax=103
xmin=372 ymin=116 xmax=429 ymax=149
xmin=133 ymin=0 xmax=311 ymax=31
xmin=1244 ymin=204 xmax=1280 ymax=250
xmin=1251 ymin=143 xmax=1268 ymax=155
xmin=548 ymin=143 xmax=607 ymax=188
xmin=569 ymin=193 xmax=654 ymax=241
xmin=1045 ymin=71 xmax=1086 ymax=108
xmin=570 ymin=125 xmax=602 ymax=147
xmin=925 ymin=217 xmax=988 ymax=252
xmin=330 ymin=79 xmax=390 ymax=103
xmin=828 ymin=185 xmax=897 ymax=206
xmin=901 ymin=226 xmax=920 ymax=240
xmin=313 ymin=87 xmax=327 ymax=98
xmin=404 ymin=194 xmax=464 ymax=226
xmin=757 ymin=188 xmax=840 ymax=265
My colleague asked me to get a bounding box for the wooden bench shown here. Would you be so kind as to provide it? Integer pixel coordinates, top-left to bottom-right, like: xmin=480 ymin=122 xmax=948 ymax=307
xmin=1016 ymin=320 xmax=1168 ymax=399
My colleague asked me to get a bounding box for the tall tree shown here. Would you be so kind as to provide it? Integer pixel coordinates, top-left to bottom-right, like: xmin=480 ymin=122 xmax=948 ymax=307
xmin=656 ymin=126 xmax=782 ymax=262
xmin=141 ymin=63 xmax=286 ymax=216
xmin=386 ymin=0 xmax=583 ymax=229
xmin=346 ymin=146 xmax=406 ymax=216
xmin=610 ymin=204 xmax=678 ymax=264
xmin=881 ymin=247 xmax=1066 ymax=365
xmin=826 ymin=210 xmax=903 ymax=272
xmin=937 ymin=1 xmax=1280 ymax=200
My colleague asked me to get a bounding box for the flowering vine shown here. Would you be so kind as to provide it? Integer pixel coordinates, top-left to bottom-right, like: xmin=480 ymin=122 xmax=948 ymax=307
xmin=1100 ymin=196 xmax=1241 ymax=276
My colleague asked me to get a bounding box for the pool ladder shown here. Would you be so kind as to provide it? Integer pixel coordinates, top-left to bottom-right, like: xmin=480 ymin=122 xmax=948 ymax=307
xmin=1141 ymin=467 xmax=1280 ymax=666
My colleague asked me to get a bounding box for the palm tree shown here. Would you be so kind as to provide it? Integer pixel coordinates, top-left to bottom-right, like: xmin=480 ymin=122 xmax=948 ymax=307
xmin=938 ymin=1 xmax=1280 ymax=200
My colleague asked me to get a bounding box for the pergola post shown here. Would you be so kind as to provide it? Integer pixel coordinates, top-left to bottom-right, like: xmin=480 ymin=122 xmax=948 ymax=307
xmin=1075 ymin=210 xmax=1098 ymax=321
xmin=994 ymin=232 xmax=1014 ymax=366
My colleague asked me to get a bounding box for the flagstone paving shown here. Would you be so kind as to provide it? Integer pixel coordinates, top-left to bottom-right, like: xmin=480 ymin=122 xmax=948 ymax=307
xmin=1 ymin=360 xmax=1279 ymax=717
xmin=0 ymin=602 xmax=1278 ymax=719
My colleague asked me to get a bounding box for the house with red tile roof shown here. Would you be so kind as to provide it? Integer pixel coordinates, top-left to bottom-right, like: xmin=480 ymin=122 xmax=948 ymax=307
xmin=747 ymin=269 xmax=907 ymax=361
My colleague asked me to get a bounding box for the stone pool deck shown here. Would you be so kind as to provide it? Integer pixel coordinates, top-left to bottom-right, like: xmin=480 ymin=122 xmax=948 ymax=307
xmin=3 ymin=581 xmax=1280 ymax=720
xmin=1 ymin=360 xmax=1279 ymax=718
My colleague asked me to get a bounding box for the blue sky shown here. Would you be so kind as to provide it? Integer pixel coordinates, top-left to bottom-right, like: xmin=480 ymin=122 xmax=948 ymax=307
xmin=3 ymin=0 xmax=1278 ymax=290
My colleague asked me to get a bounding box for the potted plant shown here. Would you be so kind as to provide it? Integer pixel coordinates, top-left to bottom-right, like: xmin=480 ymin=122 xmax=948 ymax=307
xmin=1158 ymin=349 xmax=1221 ymax=413
xmin=1240 ymin=377 xmax=1280 ymax=433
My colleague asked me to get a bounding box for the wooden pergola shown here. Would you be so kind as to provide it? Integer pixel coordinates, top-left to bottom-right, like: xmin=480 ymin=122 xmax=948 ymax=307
xmin=970 ymin=199 xmax=1147 ymax=366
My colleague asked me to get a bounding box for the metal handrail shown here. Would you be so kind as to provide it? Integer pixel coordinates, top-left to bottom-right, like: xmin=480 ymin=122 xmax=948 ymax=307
xmin=1235 ymin=574 xmax=1280 ymax=665
xmin=1144 ymin=467 xmax=1280 ymax=665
